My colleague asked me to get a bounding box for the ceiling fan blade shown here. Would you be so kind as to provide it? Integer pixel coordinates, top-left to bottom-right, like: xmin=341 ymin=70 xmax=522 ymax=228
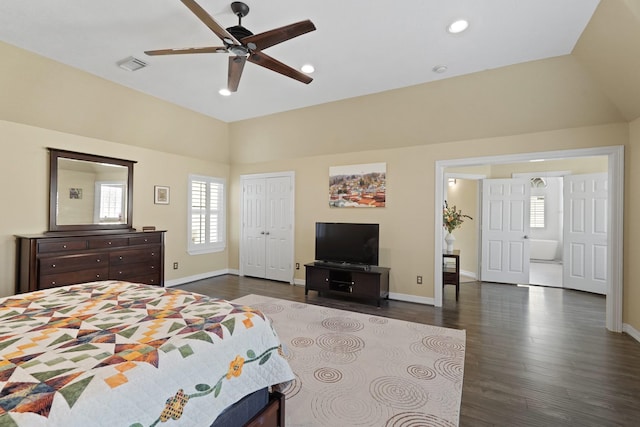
xmin=228 ymin=56 xmax=247 ymax=92
xmin=242 ymin=20 xmax=316 ymax=51
xmin=180 ymin=0 xmax=241 ymax=45
xmin=248 ymin=51 xmax=312 ymax=84
xmin=144 ymin=46 xmax=228 ymax=56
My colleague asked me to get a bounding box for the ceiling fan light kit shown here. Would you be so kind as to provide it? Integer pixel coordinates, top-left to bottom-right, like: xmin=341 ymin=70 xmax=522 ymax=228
xmin=144 ymin=0 xmax=316 ymax=93
xmin=448 ymin=19 xmax=469 ymax=34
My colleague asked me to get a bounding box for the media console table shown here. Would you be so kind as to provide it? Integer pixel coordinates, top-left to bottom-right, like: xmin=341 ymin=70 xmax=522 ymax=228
xmin=304 ymin=262 xmax=390 ymax=306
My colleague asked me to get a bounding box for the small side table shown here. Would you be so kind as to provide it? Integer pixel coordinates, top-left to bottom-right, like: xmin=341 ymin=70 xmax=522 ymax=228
xmin=443 ymin=250 xmax=460 ymax=300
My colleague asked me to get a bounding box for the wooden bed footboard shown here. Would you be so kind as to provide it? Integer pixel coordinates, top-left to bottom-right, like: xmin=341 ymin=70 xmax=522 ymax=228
xmin=246 ymin=391 xmax=285 ymax=427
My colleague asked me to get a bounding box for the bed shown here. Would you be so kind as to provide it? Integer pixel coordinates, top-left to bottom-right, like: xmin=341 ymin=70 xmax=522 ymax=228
xmin=0 ymin=280 xmax=294 ymax=426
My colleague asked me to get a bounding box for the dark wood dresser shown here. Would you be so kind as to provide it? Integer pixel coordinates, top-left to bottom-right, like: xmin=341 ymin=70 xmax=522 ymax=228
xmin=16 ymin=230 xmax=165 ymax=294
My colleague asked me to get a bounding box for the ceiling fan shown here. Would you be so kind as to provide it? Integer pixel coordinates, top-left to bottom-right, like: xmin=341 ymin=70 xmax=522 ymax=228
xmin=145 ymin=0 xmax=316 ymax=92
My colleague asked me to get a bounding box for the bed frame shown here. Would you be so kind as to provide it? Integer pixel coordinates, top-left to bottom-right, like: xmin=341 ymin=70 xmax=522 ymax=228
xmin=246 ymin=391 xmax=285 ymax=427
xmin=210 ymin=389 xmax=285 ymax=427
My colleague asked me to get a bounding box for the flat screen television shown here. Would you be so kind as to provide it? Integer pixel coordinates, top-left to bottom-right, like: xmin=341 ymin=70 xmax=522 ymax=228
xmin=315 ymin=222 xmax=379 ymax=266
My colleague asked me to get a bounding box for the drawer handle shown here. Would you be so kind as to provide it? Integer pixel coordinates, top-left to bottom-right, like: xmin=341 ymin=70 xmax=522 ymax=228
xmin=96 ymin=259 xmax=101 ymax=263
xmin=151 ymin=252 xmax=155 ymax=256
xmin=52 ymin=264 xmax=56 ymax=268
xmin=144 ymin=238 xmax=148 ymax=242
xmin=62 ymin=245 xmax=67 ymax=249
xmin=119 ymin=256 xmax=123 ymax=260
xmin=151 ymin=266 xmax=155 ymax=269
xmin=51 ymin=281 xmax=56 ymax=285
xmin=119 ymin=271 xmax=123 ymax=275
xmin=96 ymin=274 xmax=101 ymax=278
xmin=107 ymin=241 xmax=112 ymax=245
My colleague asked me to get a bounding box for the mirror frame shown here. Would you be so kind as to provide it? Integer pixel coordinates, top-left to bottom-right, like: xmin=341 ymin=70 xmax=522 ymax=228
xmin=48 ymin=148 xmax=136 ymax=232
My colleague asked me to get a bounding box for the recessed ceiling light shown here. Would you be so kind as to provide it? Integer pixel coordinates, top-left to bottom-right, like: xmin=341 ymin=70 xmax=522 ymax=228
xmin=448 ymin=19 xmax=469 ymax=34
xmin=432 ymin=65 xmax=448 ymax=74
xmin=301 ymin=64 xmax=315 ymax=74
xmin=219 ymin=88 xmax=231 ymax=96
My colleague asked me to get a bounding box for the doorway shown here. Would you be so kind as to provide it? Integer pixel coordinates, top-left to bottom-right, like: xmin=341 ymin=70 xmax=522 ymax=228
xmin=435 ymin=146 xmax=624 ymax=332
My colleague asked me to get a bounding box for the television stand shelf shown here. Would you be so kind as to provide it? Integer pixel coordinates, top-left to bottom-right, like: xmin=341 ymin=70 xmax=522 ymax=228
xmin=304 ymin=263 xmax=390 ymax=307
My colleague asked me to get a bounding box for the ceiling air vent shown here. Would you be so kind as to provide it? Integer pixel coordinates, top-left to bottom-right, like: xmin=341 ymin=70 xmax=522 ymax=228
xmin=117 ymin=56 xmax=148 ymax=72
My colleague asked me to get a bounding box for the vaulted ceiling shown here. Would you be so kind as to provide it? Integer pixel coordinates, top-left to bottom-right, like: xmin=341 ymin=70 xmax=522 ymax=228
xmin=7 ymin=0 xmax=637 ymax=124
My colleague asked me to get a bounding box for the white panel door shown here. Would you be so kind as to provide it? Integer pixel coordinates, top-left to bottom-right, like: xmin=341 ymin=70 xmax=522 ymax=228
xmin=242 ymin=178 xmax=266 ymax=278
xmin=563 ymin=173 xmax=608 ymax=294
xmin=241 ymin=174 xmax=294 ymax=283
xmin=265 ymin=176 xmax=293 ymax=282
xmin=481 ymin=178 xmax=531 ymax=284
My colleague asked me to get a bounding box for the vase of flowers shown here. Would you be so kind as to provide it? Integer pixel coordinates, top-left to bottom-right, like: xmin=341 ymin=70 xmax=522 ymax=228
xmin=443 ymin=200 xmax=473 ymax=252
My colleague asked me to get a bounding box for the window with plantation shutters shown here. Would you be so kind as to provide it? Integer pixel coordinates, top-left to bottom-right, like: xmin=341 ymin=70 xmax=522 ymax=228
xmin=94 ymin=181 xmax=126 ymax=223
xmin=188 ymin=175 xmax=225 ymax=254
xmin=530 ymin=195 xmax=545 ymax=228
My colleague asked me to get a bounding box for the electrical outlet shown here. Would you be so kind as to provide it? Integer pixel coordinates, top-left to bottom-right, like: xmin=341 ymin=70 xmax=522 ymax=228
xmin=295 ymin=262 xmax=300 ymax=270
xmin=173 ymin=262 xmax=179 ymax=270
xmin=417 ymin=275 xmax=423 ymax=284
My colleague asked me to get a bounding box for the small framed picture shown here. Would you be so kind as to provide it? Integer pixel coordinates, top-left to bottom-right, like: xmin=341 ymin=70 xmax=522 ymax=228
xmin=69 ymin=188 xmax=83 ymax=199
xmin=154 ymin=186 xmax=170 ymax=205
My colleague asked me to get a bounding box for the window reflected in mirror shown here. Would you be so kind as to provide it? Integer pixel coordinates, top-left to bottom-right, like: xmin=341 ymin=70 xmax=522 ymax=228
xmin=48 ymin=149 xmax=135 ymax=232
xmin=56 ymin=158 xmax=128 ymax=226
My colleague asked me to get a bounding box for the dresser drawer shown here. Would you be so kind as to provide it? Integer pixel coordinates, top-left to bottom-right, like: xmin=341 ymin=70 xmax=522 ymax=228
xmin=127 ymin=273 xmax=162 ymax=286
xmin=110 ymin=246 xmax=161 ymax=265
xmin=129 ymin=233 xmax=162 ymax=246
xmin=88 ymin=237 xmax=129 ymax=249
xmin=38 ymin=240 xmax=87 ymax=253
xmin=39 ymin=253 xmax=108 ymax=275
xmin=110 ymin=262 xmax=160 ymax=279
xmin=40 ymin=267 xmax=109 ymax=289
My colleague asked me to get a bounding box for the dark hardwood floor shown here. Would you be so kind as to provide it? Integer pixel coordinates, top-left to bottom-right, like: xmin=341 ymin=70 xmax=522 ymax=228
xmin=177 ymin=275 xmax=640 ymax=426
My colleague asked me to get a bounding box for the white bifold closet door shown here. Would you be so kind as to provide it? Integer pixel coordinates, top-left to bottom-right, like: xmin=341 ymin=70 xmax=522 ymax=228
xmin=241 ymin=173 xmax=294 ymax=283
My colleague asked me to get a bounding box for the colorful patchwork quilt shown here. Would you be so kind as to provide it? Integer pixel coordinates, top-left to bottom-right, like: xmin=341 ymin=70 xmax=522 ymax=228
xmin=0 ymin=281 xmax=294 ymax=426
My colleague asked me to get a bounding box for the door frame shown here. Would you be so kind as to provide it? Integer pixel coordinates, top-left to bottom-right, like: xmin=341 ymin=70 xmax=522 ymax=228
xmin=435 ymin=146 xmax=624 ymax=332
xmin=239 ymin=171 xmax=296 ymax=284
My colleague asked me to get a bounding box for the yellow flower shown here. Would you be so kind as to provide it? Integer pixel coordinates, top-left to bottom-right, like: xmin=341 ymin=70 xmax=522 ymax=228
xmin=160 ymin=389 xmax=189 ymax=422
xmin=226 ymin=355 xmax=245 ymax=379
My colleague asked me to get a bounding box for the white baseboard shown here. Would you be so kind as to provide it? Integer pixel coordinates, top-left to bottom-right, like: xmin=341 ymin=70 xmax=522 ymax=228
xmin=388 ymin=292 xmax=434 ymax=306
xmin=295 ymin=280 xmax=433 ymax=305
xmin=164 ymin=269 xmax=231 ymax=288
xmin=623 ymin=323 xmax=640 ymax=343
xmin=460 ymin=269 xmax=477 ymax=280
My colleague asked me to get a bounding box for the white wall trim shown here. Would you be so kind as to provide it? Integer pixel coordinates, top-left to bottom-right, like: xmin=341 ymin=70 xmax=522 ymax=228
xmin=296 ymin=280 xmax=433 ymax=305
xmin=388 ymin=292 xmax=434 ymax=306
xmin=435 ymin=145 xmax=624 ymax=333
xmin=164 ymin=269 xmax=231 ymax=288
xmin=460 ymin=269 xmax=477 ymax=280
xmin=623 ymin=323 xmax=640 ymax=343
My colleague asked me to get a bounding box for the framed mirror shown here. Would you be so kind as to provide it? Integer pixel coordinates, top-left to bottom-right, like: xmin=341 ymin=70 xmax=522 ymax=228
xmin=48 ymin=148 xmax=136 ymax=232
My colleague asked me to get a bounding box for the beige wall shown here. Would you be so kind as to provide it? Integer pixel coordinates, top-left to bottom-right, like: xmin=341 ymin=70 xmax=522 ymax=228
xmin=0 ymin=119 xmax=229 ymax=297
xmin=626 ymin=116 xmax=640 ymax=330
xmin=228 ymin=124 xmax=629 ymax=304
xmin=0 ymin=41 xmax=229 ymax=162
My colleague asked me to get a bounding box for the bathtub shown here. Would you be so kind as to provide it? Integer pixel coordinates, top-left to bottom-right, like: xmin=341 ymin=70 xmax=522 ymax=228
xmin=530 ymin=239 xmax=559 ymax=261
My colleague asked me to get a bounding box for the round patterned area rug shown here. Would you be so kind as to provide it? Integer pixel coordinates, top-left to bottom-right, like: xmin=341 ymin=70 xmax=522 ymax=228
xmin=232 ymin=295 xmax=465 ymax=427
